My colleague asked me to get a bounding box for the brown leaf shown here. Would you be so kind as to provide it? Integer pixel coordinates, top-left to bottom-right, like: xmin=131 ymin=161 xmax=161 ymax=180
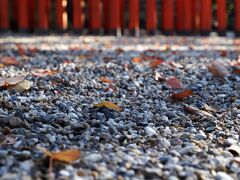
xmin=31 ymin=69 xmax=58 ymax=77
xmin=208 ymin=62 xmax=230 ymax=78
xmin=100 ymin=77 xmax=112 ymax=84
xmin=18 ymin=46 xmax=25 ymax=56
xmin=95 ymin=101 xmax=122 ymax=111
xmin=184 ymin=104 xmax=214 ymax=117
xmin=169 ymin=61 xmax=184 ymax=68
xmin=131 ymin=57 xmax=142 ymax=63
xmin=37 ymin=146 xmax=80 ymax=163
xmin=171 ymin=89 xmax=193 ymax=100
xmin=233 ymin=68 xmax=240 ymax=74
xmin=149 ymin=59 xmax=164 ymax=68
xmin=0 ymin=76 xmax=26 ymax=87
xmin=0 ymin=57 xmax=20 ymax=66
xmin=154 ymin=72 xmax=166 ymax=82
xmin=7 ymin=80 xmax=32 ymax=92
xmin=166 ymin=77 xmax=183 ymax=89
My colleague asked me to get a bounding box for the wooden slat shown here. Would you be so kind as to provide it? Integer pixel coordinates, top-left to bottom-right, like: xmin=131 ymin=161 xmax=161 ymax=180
xmin=200 ymin=0 xmax=212 ymax=35
xmin=17 ymin=0 xmax=29 ymax=31
xmin=129 ymin=0 xmax=139 ymax=36
xmin=146 ymin=0 xmax=157 ymax=34
xmin=216 ymin=0 xmax=227 ymax=35
xmin=88 ymin=0 xmax=101 ymax=34
xmin=108 ymin=0 xmax=121 ymax=35
xmin=235 ymin=0 xmax=240 ymax=35
xmin=0 ymin=0 xmax=9 ymax=31
xmin=72 ymin=0 xmax=83 ymax=32
xmin=38 ymin=0 xmax=49 ymax=32
xmin=161 ymin=0 xmax=174 ymax=35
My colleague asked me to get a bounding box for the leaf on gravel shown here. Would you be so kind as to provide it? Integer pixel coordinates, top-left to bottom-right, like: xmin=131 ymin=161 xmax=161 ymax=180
xmin=18 ymin=46 xmax=25 ymax=56
xmin=0 ymin=76 xmax=26 ymax=87
xmin=95 ymin=101 xmax=122 ymax=111
xmin=233 ymin=68 xmax=240 ymax=74
xmin=0 ymin=57 xmax=20 ymax=66
xmin=169 ymin=61 xmax=184 ymax=68
xmin=37 ymin=146 xmax=80 ymax=163
xmin=31 ymin=69 xmax=58 ymax=77
xmin=131 ymin=57 xmax=142 ymax=63
xmin=7 ymin=80 xmax=32 ymax=92
xmin=208 ymin=62 xmax=230 ymax=78
xmin=149 ymin=59 xmax=164 ymax=68
xmin=184 ymin=104 xmax=214 ymax=117
xmin=171 ymin=89 xmax=193 ymax=100
xmin=166 ymin=77 xmax=183 ymax=89
xmin=100 ymin=77 xmax=113 ymax=83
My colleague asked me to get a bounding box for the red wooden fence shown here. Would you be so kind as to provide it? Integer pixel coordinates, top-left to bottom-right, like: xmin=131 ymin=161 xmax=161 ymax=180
xmin=0 ymin=0 xmax=240 ymax=36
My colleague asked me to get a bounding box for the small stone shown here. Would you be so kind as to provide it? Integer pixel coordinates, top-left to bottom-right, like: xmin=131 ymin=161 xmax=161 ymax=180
xmin=68 ymin=113 xmax=79 ymax=120
xmin=195 ymin=130 xmax=207 ymax=140
xmin=216 ymin=172 xmax=234 ymax=180
xmin=225 ymin=138 xmax=238 ymax=146
xmin=83 ymin=153 xmax=102 ymax=164
xmin=144 ymin=126 xmax=157 ymax=137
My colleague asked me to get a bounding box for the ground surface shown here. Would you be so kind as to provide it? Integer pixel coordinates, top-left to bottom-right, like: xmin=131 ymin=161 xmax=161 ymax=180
xmin=0 ymin=35 xmax=240 ymax=180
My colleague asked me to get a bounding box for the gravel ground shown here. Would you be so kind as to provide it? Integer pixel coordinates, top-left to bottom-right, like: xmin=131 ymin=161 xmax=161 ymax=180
xmin=0 ymin=35 xmax=240 ymax=180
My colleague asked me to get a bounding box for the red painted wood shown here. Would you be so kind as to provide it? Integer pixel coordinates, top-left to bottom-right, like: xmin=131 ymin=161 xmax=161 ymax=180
xmin=88 ymin=0 xmax=101 ymax=31
xmin=28 ymin=0 xmax=35 ymax=31
xmin=200 ymin=0 xmax=212 ymax=34
xmin=72 ymin=0 xmax=83 ymax=31
xmin=38 ymin=0 xmax=49 ymax=31
xmin=56 ymin=0 xmax=64 ymax=30
xmin=235 ymin=0 xmax=240 ymax=33
xmin=176 ymin=0 xmax=184 ymax=32
xmin=161 ymin=0 xmax=174 ymax=33
xmin=108 ymin=0 xmax=121 ymax=33
xmin=146 ymin=0 xmax=157 ymax=32
xmin=120 ymin=0 xmax=125 ymax=30
xmin=129 ymin=0 xmax=139 ymax=33
xmin=103 ymin=0 xmax=109 ymax=31
xmin=17 ymin=0 xmax=29 ymax=31
xmin=191 ymin=0 xmax=200 ymax=32
xmin=216 ymin=0 xmax=227 ymax=33
xmin=184 ymin=0 xmax=192 ymax=33
xmin=0 ymin=0 xmax=9 ymax=30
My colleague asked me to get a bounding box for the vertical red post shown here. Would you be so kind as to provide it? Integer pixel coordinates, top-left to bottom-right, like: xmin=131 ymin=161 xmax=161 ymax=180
xmin=72 ymin=0 xmax=83 ymax=32
xmin=200 ymin=0 xmax=212 ymax=35
xmin=176 ymin=0 xmax=192 ymax=34
xmin=161 ymin=0 xmax=174 ymax=35
xmin=28 ymin=0 xmax=35 ymax=31
xmin=176 ymin=0 xmax=184 ymax=33
xmin=192 ymin=0 xmax=200 ymax=33
xmin=17 ymin=0 xmax=29 ymax=32
xmin=38 ymin=0 xmax=49 ymax=32
xmin=235 ymin=0 xmax=240 ymax=36
xmin=216 ymin=0 xmax=227 ymax=35
xmin=88 ymin=0 xmax=101 ymax=34
xmin=103 ymin=0 xmax=109 ymax=33
xmin=120 ymin=0 xmax=125 ymax=32
xmin=108 ymin=0 xmax=121 ymax=35
xmin=146 ymin=0 xmax=157 ymax=34
xmin=129 ymin=0 xmax=139 ymax=36
xmin=0 ymin=0 xmax=9 ymax=31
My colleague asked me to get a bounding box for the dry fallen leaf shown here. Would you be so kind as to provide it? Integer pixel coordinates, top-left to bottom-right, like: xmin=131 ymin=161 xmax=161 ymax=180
xmin=154 ymin=72 xmax=166 ymax=82
xmin=208 ymin=62 xmax=230 ymax=78
xmin=169 ymin=61 xmax=184 ymax=68
xmin=131 ymin=57 xmax=142 ymax=63
xmin=227 ymin=144 xmax=240 ymax=156
xmin=184 ymin=104 xmax=214 ymax=117
xmin=100 ymin=77 xmax=113 ymax=84
xmin=0 ymin=57 xmax=20 ymax=66
xmin=18 ymin=46 xmax=25 ymax=56
xmin=31 ymin=69 xmax=58 ymax=77
xmin=7 ymin=80 xmax=32 ymax=92
xmin=166 ymin=77 xmax=183 ymax=89
xmin=149 ymin=59 xmax=164 ymax=68
xmin=171 ymin=89 xmax=193 ymax=100
xmin=0 ymin=76 xmax=26 ymax=87
xmin=37 ymin=146 xmax=81 ymax=163
xmin=95 ymin=101 xmax=122 ymax=111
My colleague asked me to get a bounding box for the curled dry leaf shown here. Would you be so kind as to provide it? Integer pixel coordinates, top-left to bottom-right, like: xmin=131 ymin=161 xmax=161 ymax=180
xmin=0 ymin=57 xmax=20 ymax=66
xmin=18 ymin=46 xmax=25 ymax=56
xmin=149 ymin=59 xmax=164 ymax=68
xmin=171 ymin=89 xmax=193 ymax=100
xmin=131 ymin=57 xmax=142 ymax=63
xmin=166 ymin=77 xmax=183 ymax=89
xmin=208 ymin=62 xmax=230 ymax=78
xmin=227 ymin=144 xmax=240 ymax=156
xmin=7 ymin=80 xmax=32 ymax=92
xmin=184 ymin=104 xmax=214 ymax=117
xmin=95 ymin=101 xmax=122 ymax=111
xmin=0 ymin=76 xmax=26 ymax=87
xmin=169 ymin=61 xmax=184 ymax=68
xmin=154 ymin=72 xmax=166 ymax=82
xmin=37 ymin=146 xmax=80 ymax=163
xmin=100 ymin=77 xmax=113 ymax=83
xmin=31 ymin=69 xmax=58 ymax=77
